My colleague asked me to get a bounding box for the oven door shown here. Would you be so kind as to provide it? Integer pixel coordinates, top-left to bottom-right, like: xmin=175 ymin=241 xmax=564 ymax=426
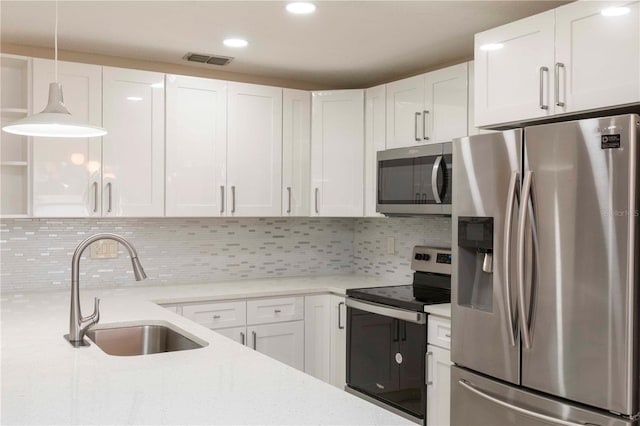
xmin=346 ymin=298 xmax=426 ymax=423
xmin=377 ymin=144 xmax=451 ymax=215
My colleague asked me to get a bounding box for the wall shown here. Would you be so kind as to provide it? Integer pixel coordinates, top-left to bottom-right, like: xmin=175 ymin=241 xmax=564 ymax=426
xmin=354 ymin=216 xmax=452 ymax=282
xmin=0 ymin=218 xmax=354 ymax=292
xmin=0 ymin=216 xmax=452 ymax=292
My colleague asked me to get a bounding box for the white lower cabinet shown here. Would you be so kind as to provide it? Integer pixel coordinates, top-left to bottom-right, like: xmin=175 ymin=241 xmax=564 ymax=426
xmin=180 ymin=296 xmax=305 ymax=371
xmin=248 ymin=321 xmax=304 ymax=371
xmin=426 ymin=315 xmax=452 ymax=426
xmin=304 ymin=294 xmax=346 ymax=389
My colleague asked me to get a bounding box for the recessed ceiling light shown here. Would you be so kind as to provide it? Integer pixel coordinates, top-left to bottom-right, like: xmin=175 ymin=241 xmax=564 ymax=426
xmin=286 ymin=2 xmax=316 ymax=14
xmin=601 ymin=6 xmax=630 ymax=16
xmin=127 ymin=96 xmax=143 ymax=101
xmin=223 ymin=38 xmax=248 ymax=48
xmin=479 ymin=43 xmax=504 ymax=51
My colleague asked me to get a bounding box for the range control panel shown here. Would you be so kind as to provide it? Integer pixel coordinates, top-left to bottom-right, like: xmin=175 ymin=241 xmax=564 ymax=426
xmin=411 ymin=246 xmax=452 ymax=276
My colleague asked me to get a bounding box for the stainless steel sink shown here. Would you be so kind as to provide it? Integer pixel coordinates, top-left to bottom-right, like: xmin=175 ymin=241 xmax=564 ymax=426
xmin=86 ymin=322 xmax=206 ymax=356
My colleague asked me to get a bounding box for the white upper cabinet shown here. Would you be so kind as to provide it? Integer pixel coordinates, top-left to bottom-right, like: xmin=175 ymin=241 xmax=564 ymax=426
xmin=474 ymin=10 xmax=556 ymax=127
xmin=475 ymin=1 xmax=640 ymax=128
xmin=386 ymin=64 xmax=468 ymax=148
xmin=364 ymin=84 xmax=386 ymax=217
xmin=311 ymin=90 xmax=365 ymax=217
xmin=31 ymin=59 xmax=102 ymax=217
xmin=227 ymin=82 xmax=282 ymax=217
xmin=282 ymin=89 xmax=310 ymax=217
xmin=103 ymin=67 xmax=165 ymax=217
xmin=424 ymin=62 xmax=468 ymax=144
xmin=385 ymin=75 xmax=424 ymax=149
xmin=554 ymin=0 xmax=640 ymax=113
xmin=165 ymin=75 xmax=227 ymax=217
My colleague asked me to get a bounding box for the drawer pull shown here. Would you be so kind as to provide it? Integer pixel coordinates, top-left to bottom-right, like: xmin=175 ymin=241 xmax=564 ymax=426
xmin=213 ymin=315 xmax=221 ymax=319
xmin=445 ymin=333 xmax=451 ymax=338
xmin=274 ymin=309 xmax=282 ymax=314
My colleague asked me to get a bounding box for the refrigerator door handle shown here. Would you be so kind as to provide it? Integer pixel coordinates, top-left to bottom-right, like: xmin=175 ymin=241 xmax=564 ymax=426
xmin=458 ymin=380 xmax=586 ymax=426
xmin=517 ymin=170 xmax=533 ymax=349
xmin=503 ymin=171 xmax=520 ymax=347
xmin=431 ymin=155 xmax=443 ymax=204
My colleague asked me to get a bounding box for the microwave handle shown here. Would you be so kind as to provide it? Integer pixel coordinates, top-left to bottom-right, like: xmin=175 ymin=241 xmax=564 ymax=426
xmin=431 ymin=155 xmax=443 ymax=204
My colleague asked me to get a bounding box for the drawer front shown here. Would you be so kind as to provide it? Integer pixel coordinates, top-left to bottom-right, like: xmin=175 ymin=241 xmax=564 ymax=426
xmin=182 ymin=300 xmax=246 ymax=330
xmin=428 ymin=315 xmax=451 ymax=349
xmin=247 ymin=296 xmax=304 ymax=325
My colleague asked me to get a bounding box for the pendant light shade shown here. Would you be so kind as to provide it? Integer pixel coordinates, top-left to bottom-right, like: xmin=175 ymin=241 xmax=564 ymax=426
xmin=2 ymin=83 xmax=107 ymax=138
xmin=1 ymin=0 xmax=107 ymax=139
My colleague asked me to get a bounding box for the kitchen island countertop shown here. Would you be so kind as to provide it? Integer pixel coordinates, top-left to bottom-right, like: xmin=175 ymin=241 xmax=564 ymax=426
xmin=1 ymin=274 xmax=414 ymax=425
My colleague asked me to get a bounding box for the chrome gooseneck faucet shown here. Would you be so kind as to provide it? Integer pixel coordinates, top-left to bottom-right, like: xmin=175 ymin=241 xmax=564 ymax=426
xmin=65 ymin=233 xmax=147 ymax=346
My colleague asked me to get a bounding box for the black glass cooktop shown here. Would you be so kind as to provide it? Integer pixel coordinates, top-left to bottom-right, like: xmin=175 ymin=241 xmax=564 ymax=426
xmin=346 ymin=284 xmax=450 ymax=312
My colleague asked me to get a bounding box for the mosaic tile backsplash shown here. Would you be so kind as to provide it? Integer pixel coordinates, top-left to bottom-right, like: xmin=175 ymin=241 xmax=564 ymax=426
xmin=1 ymin=216 xmax=452 ymax=292
xmin=354 ymin=216 xmax=452 ymax=282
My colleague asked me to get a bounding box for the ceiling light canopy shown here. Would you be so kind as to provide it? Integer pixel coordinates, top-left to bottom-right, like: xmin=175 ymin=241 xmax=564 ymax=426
xmin=2 ymin=83 xmax=107 ymax=138
xmin=479 ymin=43 xmax=504 ymax=51
xmin=1 ymin=1 xmax=106 ymax=138
xmin=601 ymin=6 xmax=630 ymax=16
xmin=223 ymin=38 xmax=248 ymax=48
xmin=286 ymin=2 xmax=316 ymax=14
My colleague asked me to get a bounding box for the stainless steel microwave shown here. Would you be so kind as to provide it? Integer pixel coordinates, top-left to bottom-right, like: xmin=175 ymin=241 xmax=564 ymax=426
xmin=376 ymin=143 xmax=452 ymax=215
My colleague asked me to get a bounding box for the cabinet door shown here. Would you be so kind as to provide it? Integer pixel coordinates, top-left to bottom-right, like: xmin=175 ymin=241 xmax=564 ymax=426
xmin=426 ymin=345 xmax=451 ymax=426
xmin=555 ymin=1 xmax=640 ymax=114
xmin=474 ymin=10 xmax=555 ymax=127
xmin=330 ymin=295 xmax=347 ymax=389
xmin=165 ymin=75 xmax=227 ymax=216
xmin=424 ymin=63 xmax=468 ymax=144
xmin=227 ymin=82 xmax=282 ymax=216
xmin=385 ymin=74 xmax=425 ymax=148
xmin=304 ymin=294 xmax=332 ymax=382
xmin=32 ymin=59 xmax=102 ymax=217
xmin=248 ymin=321 xmax=304 ymax=371
xmin=215 ymin=326 xmax=248 ymax=346
xmin=102 ymin=67 xmax=164 ymax=216
xmin=282 ymin=89 xmax=310 ymax=217
xmin=364 ymin=84 xmax=386 ymax=217
xmin=311 ymin=90 xmax=364 ymax=217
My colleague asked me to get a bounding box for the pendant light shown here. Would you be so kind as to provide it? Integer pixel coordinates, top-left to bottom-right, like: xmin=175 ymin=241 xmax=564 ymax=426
xmin=2 ymin=1 xmax=107 ymax=138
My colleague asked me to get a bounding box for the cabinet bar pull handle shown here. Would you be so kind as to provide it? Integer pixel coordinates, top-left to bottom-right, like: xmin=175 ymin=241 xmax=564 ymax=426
xmin=315 ymin=188 xmax=319 ymax=214
xmin=92 ymin=182 xmax=98 ymax=213
xmin=106 ymin=182 xmax=113 ymax=213
xmin=213 ymin=315 xmax=221 ymax=319
xmin=220 ymin=186 xmax=225 ymax=214
xmin=554 ymin=62 xmax=565 ymax=107
xmin=426 ymin=351 xmax=433 ymax=385
xmin=423 ymin=110 xmax=430 ymax=141
xmin=274 ymin=309 xmax=281 ymax=314
xmin=338 ymin=301 xmax=345 ymax=329
xmin=539 ymin=66 xmax=549 ymax=110
xmin=445 ymin=333 xmax=451 ymax=338
xmin=240 ymin=332 xmax=245 ymax=346
xmin=231 ymin=186 xmax=236 ymax=213
xmin=286 ymin=186 xmax=292 ymax=214
xmin=414 ymin=112 xmax=421 ymax=141
xmin=252 ymin=331 xmax=257 ymax=349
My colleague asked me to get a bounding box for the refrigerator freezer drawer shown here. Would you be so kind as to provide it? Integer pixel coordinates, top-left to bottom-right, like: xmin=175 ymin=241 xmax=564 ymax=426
xmin=451 ymin=366 xmax=636 ymax=426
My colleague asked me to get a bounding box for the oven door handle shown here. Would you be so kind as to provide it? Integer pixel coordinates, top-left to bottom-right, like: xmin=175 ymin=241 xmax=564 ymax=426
xmin=346 ymin=298 xmax=426 ymax=325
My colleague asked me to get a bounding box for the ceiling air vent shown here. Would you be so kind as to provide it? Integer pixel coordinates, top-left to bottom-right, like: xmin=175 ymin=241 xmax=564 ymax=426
xmin=183 ymin=52 xmax=233 ymax=66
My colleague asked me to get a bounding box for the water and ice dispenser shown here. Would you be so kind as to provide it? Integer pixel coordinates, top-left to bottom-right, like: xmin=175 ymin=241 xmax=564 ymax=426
xmin=457 ymin=217 xmax=494 ymax=312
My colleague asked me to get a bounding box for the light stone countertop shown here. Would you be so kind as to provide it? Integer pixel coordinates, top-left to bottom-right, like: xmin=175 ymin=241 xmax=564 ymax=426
xmin=1 ymin=274 xmax=417 ymax=426
xmin=424 ymin=303 xmax=451 ymax=319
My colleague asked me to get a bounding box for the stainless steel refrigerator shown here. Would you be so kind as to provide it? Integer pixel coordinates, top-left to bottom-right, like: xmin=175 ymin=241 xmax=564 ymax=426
xmin=451 ymin=114 xmax=640 ymax=426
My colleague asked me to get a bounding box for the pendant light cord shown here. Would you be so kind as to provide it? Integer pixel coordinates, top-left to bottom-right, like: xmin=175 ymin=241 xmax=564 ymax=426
xmin=54 ymin=0 xmax=58 ymax=83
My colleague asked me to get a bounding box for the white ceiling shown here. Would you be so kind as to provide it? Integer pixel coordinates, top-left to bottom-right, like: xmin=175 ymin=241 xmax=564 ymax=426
xmin=1 ymin=1 xmax=569 ymax=88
